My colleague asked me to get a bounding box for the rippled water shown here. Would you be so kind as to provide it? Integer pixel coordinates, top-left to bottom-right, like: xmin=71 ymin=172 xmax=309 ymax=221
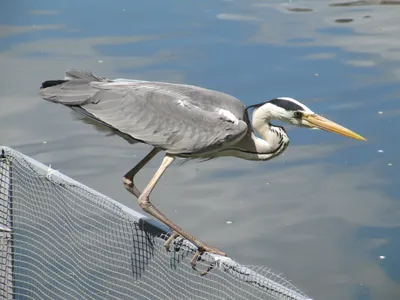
xmin=1 ymin=0 xmax=400 ymax=299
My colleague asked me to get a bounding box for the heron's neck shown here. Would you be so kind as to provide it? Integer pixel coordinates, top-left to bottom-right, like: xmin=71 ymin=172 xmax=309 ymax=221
xmin=229 ymin=109 xmax=289 ymax=161
xmin=254 ymin=122 xmax=288 ymax=159
xmin=211 ymin=108 xmax=289 ymax=161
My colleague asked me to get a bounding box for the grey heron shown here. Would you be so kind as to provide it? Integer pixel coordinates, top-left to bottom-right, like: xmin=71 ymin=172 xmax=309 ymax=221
xmin=39 ymin=69 xmax=366 ymax=273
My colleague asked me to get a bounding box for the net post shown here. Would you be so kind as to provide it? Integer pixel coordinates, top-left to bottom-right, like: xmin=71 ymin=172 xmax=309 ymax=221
xmin=0 ymin=150 xmax=13 ymax=300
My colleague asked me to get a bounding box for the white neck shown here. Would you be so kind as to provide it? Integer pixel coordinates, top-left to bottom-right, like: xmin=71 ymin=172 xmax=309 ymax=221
xmin=216 ymin=106 xmax=290 ymax=161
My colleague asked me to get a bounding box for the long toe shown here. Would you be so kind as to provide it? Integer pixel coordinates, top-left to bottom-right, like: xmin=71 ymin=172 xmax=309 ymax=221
xmin=189 ymin=243 xmax=226 ymax=276
xmin=190 ymin=249 xmax=217 ymax=276
xmin=163 ymin=231 xmax=180 ymax=251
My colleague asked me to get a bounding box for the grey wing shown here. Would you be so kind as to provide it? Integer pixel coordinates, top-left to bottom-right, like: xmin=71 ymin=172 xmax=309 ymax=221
xmin=79 ymin=87 xmax=248 ymax=155
xmin=133 ymin=81 xmax=247 ymax=121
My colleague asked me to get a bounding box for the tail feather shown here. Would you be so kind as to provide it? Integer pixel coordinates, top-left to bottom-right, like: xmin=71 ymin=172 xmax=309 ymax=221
xmin=38 ymin=69 xmax=140 ymax=144
xmin=41 ymin=80 xmax=68 ymax=89
xmin=39 ymin=69 xmax=108 ymax=106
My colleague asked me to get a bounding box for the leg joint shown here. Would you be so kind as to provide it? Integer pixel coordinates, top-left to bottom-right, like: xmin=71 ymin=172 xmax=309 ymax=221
xmin=138 ymin=194 xmax=151 ymax=210
xmin=123 ymin=177 xmax=133 ymax=186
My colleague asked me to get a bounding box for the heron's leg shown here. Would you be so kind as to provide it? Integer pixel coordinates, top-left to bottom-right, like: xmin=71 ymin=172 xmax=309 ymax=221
xmin=122 ymin=148 xmax=180 ymax=249
xmin=138 ymin=154 xmax=226 ymax=272
xmin=123 ymin=148 xmax=160 ymax=198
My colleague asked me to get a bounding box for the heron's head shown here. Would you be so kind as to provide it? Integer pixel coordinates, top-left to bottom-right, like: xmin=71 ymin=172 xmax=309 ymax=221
xmin=249 ymin=97 xmax=366 ymax=141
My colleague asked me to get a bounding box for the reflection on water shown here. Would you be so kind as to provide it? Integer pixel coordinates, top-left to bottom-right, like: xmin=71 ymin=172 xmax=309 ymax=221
xmin=284 ymin=7 xmax=314 ymax=12
xmin=335 ymin=18 xmax=354 ymax=23
xmin=1 ymin=0 xmax=400 ymax=299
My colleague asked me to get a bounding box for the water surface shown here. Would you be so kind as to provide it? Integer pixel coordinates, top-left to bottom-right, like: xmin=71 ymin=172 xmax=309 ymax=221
xmin=1 ymin=0 xmax=400 ymax=299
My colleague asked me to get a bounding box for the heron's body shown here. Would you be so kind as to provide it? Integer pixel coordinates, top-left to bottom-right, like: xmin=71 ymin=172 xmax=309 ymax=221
xmin=39 ymin=69 xmax=365 ymax=275
xmin=40 ymin=69 xmax=290 ymax=161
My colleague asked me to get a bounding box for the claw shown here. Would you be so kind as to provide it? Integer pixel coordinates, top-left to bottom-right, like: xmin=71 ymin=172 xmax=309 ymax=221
xmin=190 ymin=250 xmax=202 ymax=270
xmin=190 ymin=249 xmax=217 ymax=276
xmin=163 ymin=231 xmax=225 ymax=277
xmin=200 ymin=264 xmax=215 ymax=276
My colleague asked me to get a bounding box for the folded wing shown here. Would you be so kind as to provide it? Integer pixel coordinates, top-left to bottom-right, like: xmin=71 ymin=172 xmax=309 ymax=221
xmin=39 ymin=70 xmax=248 ymax=155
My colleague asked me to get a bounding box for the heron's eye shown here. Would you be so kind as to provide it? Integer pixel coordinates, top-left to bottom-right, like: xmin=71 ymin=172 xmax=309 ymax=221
xmin=293 ymin=111 xmax=302 ymax=118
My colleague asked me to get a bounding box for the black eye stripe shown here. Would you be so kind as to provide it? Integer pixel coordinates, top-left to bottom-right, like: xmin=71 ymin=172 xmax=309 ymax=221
xmin=269 ymin=99 xmax=305 ymax=111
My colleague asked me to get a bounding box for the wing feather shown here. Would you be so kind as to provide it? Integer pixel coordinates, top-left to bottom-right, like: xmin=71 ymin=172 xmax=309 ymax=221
xmin=81 ymin=86 xmax=248 ymax=154
xmin=39 ymin=69 xmax=249 ymax=155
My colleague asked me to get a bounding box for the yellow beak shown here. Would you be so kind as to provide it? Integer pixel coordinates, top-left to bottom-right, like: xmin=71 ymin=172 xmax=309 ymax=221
xmin=303 ymin=113 xmax=366 ymax=141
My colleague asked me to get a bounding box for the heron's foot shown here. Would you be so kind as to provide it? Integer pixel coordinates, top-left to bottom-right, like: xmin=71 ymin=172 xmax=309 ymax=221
xmin=164 ymin=231 xmax=225 ymax=276
xmin=191 ymin=243 xmax=225 ymax=276
xmin=164 ymin=231 xmax=180 ymax=251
